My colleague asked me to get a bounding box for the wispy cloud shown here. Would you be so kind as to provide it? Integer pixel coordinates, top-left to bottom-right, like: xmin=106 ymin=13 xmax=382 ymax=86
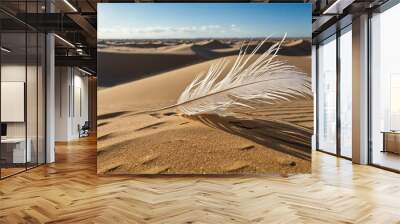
xmin=98 ymin=4 xmax=311 ymax=39
xmin=98 ymin=24 xmax=241 ymax=39
xmin=230 ymin=24 xmax=240 ymax=32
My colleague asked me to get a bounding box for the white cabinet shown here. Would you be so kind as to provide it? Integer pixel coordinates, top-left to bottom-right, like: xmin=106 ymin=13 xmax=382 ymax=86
xmin=1 ymin=138 xmax=32 ymax=163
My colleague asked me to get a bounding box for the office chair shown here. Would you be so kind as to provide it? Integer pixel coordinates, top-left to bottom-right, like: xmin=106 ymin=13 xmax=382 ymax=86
xmin=79 ymin=121 xmax=90 ymax=138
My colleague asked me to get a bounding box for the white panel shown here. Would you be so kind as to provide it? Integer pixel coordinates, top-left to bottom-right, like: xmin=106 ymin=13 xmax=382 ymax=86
xmin=390 ymin=74 xmax=400 ymax=130
xmin=1 ymin=82 xmax=25 ymax=122
xmin=74 ymin=87 xmax=81 ymax=117
xmin=46 ymin=32 xmax=56 ymax=163
xmin=340 ymin=27 xmax=353 ymax=158
xmin=317 ymin=36 xmax=337 ymax=154
xmin=11 ymin=139 xmax=32 ymax=163
xmin=73 ymin=86 xmax=82 ymax=138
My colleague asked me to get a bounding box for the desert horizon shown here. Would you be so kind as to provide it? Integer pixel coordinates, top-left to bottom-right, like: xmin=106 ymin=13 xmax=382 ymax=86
xmin=97 ymin=38 xmax=311 ymax=88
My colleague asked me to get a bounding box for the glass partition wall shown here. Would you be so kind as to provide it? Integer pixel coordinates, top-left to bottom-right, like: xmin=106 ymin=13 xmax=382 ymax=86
xmin=0 ymin=31 xmax=27 ymax=177
xmin=317 ymin=35 xmax=337 ymax=155
xmin=316 ymin=25 xmax=353 ymax=159
xmin=316 ymin=0 xmax=400 ymax=171
xmin=339 ymin=26 xmax=352 ymax=159
xmin=0 ymin=5 xmax=46 ymax=179
xmin=370 ymin=3 xmax=400 ymax=171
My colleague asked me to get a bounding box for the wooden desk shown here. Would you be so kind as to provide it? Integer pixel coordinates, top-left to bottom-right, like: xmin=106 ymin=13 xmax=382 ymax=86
xmin=1 ymin=138 xmax=31 ymax=163
xmin=382 ymin=131 xmax=400 ymax=154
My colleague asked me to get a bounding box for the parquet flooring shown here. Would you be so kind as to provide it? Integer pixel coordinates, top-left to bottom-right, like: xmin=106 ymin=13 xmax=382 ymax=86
xmin=1 ymin=135 xmax=400 ymax=223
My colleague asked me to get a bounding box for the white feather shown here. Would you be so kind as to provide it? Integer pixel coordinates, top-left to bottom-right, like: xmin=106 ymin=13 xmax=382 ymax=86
xmin=177 ymin=35 xmax=312 ymax=116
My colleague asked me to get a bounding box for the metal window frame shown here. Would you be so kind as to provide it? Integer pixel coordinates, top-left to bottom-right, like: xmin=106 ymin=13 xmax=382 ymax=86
xmin=367 ymin=0 xmax=400 ymax=173
xmin=0 ymin=0 xmax=47 ymax=180
xmin=315 ymin=21 xmax=353 ymax=161
xmin=315 ymin=0 xmax=400 ymax=172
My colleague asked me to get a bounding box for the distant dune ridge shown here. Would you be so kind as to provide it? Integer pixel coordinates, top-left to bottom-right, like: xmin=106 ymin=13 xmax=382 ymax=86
xmin=97 ymin=37 xmax=313 ymax=175
xmin=97 ymin=38 xmax=311 ymax=87
xmin=196 ymin=39 xmax=231 ymax=49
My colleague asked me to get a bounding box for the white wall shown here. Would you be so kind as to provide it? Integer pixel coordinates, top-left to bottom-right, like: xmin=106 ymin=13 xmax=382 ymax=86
xmin=72 ymin=73 xmax=89 ymax=138
xmin=1 ymin=62 xmax=47 ymax=164
xmin=55 ymin=66 xmax=70 ymax=141
xmin=1 ymin=63 xmax=26 ymax=151
xmin=1 ymin=65 xmax=29 ymax=138
xmin=55 ymin=67 xmax=89 ymax=141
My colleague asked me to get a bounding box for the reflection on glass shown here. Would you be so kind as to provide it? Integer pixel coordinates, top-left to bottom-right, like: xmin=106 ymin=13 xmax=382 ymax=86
xmin=340 ymin=27 xmax=352 ymax=158
xmin=27 ymin=31 xmax=38 ymax=169
xmin=390 ymin=75 xmax=400 ymax=130
xmin=318 ymin=35 xmax=337 ymax=154
xmin=0 ymin=1 xmax=47 ymax=179
xmin=1 ymin=32 xmax=27 ymax=177
xmin=371 ymin=3 xmax=400 ymax=171
xmin=38 ymin=33 xmax=46 ymax=165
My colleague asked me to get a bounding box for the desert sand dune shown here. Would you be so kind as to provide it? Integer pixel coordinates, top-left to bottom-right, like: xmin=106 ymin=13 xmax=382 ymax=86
xmin=193 ymin=106 xmax=313 ymax=160
xmin=98 ymin=56 xmax=235 ymax=114
xmin=98 ymin=54 xmax=310 ymax=115
xmin=98 ymin=50 xmax=312 ymax=175
xmin=123 ymin=43 xmax=167 ymax=48
xmin=97 ymin=110 xmax=311 ymax=175
xmin=231 ymin=40 xmax=311 ymax=56
xmin=280 ymin=39 xmax=311 ymax=56
xmin=98 ymin=51 xmax=205 ymax=87
xmin=283 ymin=39 xmax=305 ymax=47
xmin=158 ymin=43 xmax=195 ymax=53
xmin=196 ymin=39 xmax=231 ymax=49
xmin=98 ymin=39 xmax=310 ymax=87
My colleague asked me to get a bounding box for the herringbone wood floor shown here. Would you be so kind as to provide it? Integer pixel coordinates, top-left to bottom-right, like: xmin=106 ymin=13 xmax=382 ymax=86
xmin=1 ymin=136 xmax=400 ymax=224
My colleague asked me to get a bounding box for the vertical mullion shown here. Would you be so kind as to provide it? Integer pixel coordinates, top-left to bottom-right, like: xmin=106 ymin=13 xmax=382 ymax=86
xmin=36 ymin=0 xmax=39 ymax=167
xmin=367 ymin=11 xmax=373 ymax=165
xmin=25 ymin=0 xmax=28 ymax=171
xmin=44 ymin=33 xmax=47 ymax=164
xmin=44 ymin=0 xmax=48 ymax=164
xmin=316 ymin=44 xmax=320 ymax=151
xmin=336 ymin=29 xmax=341 ymax=157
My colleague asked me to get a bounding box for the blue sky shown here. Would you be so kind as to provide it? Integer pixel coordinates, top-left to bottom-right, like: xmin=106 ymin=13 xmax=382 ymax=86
xmin=98 ymin=3 xmax=311 ymax=39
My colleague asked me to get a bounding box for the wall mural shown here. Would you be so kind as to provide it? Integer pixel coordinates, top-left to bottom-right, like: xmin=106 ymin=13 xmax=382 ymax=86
xmin=97 ymin=3 xmax=313 ymax=175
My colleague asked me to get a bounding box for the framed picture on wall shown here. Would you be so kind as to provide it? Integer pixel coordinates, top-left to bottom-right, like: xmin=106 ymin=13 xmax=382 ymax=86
xmin=97 ymin=3 xmax=313 ymax=175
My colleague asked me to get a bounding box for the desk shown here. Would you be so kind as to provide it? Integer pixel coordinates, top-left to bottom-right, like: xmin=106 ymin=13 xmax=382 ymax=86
xmin=382 ymin=131 xmax=400 ymax=154
xmin=1 ymin=138 xmax=31 ymax=163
